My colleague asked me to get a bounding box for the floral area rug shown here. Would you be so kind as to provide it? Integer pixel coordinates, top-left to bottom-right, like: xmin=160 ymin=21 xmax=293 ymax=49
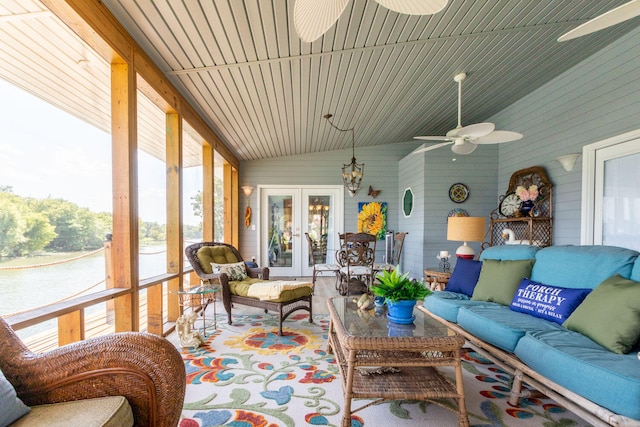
xmin=179 ymin=313 xmax=591 ymax=427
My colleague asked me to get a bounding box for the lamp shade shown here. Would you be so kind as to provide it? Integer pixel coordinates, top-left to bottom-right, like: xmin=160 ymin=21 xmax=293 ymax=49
xmin=447 ymin=216 xmax=486 ymax=259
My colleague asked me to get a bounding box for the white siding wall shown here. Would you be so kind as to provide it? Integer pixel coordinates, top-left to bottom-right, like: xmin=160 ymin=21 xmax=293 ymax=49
xmin=236 ymin=25 xmax=640 ymax=271
xmin=490 ymin=26 xmax=640 ymax=245
xmin=239 ymin=142 xmax=420 ymax=262
xmin=399 ymin=145 xmax=499 ymax=279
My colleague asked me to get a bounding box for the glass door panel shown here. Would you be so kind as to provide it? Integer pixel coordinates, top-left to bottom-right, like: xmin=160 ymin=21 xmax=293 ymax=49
xmin=260 ymin=186 xmax=343 ymax=277
xmin=267 ymin=194 xmax=294 ymax=268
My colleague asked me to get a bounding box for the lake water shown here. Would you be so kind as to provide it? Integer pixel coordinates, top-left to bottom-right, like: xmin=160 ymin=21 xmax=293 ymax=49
xmin=0 ymin=246 xmax=167 ymax=339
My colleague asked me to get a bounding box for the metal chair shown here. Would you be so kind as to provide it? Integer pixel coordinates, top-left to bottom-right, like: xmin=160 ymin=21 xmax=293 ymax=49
xmin=336 ymin=232 xmax=377 ymax=296
xmin=374 ymin=231 xmax=408 ymax=273
xmin=304 ymin=233 xmax=340 ymax=287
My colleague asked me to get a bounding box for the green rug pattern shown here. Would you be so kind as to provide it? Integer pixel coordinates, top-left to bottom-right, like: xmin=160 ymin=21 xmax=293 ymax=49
xmin=179 ymin=313 xmax=591 ymax=427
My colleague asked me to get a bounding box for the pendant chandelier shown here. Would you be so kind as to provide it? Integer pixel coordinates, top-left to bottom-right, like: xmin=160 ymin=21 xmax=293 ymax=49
xmin=324 ymin=113 xmax=364 ymax=197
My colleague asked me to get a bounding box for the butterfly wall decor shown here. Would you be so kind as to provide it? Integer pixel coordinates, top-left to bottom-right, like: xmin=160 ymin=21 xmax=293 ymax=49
xmin=368 ymin=186 xmax=381 ymax=198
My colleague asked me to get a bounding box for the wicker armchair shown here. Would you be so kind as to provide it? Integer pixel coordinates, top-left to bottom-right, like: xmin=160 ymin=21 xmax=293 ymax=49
xmin=185 ymin=242 xmax=312 ymax=335
xmin=0 ymin=316 xmax=185 ymax=427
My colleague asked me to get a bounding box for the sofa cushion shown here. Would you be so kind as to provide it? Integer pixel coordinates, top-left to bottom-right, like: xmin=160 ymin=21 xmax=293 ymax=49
xmin=509 ymin=278 xmax=591 ymax=324
xmin=231 ymin=278 xmax=312 ymax=302
xmin=480 ymin=245 xmax=541 ymax=261
xmin=457 ymin=304 xmax=564 ymax=352
xmin=0 ymin=367 xmax=30 ymax=427
xmin=563 ymin=274 xmax=640 ymax=354
xmin=211 ymin=261 xmax=248 ymax=281
xmin=515 ymin=329 xmax=640 ymax=420
xmin=444 ymin=258 xmax=482 ymax=297
xmin=471 ymin=259 xmax=535 ymax=306
xmin=422 ymin=291 xmax=495 ymax=322
xmin=196 ymin=246 xmax=240 ymax=274
xmin=11 ymin=396 xmax=133 ymax=427
xmin=531 ymin=245 xmax=639 ymax=289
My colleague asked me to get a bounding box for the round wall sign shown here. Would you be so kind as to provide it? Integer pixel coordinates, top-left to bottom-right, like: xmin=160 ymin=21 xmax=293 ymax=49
xmin=449 ymin=183 xmax=469 ymax=203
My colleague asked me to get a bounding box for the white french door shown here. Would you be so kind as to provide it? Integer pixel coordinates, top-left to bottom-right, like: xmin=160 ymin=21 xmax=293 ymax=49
xmin=259 ymin=186 xmax=343 ymax=277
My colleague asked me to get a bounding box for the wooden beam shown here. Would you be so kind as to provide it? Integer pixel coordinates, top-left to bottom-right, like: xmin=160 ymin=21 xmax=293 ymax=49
xmin=111 ymin=59 xmax=139 ymax=332
xmin=165 ymin=111 xmax=183 ymax=324
xmin=202 ymin=144 xmax=215 ymax=241
xmin=231 ymin=167 xmax=239 ymax=247
xmin=223 ymin=164 xmax=233 ymax=244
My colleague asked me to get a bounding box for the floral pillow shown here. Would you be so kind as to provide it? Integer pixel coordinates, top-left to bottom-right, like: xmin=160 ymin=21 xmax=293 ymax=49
xmin=211 ymin=261 xmax=248 ymax=281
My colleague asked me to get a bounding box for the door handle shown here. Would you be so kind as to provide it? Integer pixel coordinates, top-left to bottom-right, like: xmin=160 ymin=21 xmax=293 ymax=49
xmin=292 ymin=233 xmax=300 ymax=237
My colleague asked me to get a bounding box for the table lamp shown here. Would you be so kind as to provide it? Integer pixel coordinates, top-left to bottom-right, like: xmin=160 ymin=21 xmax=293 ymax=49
xmin=447 ymin=216 xmax=486 ymax=259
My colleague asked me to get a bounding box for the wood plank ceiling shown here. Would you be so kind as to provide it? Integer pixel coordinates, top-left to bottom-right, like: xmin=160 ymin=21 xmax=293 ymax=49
xmin=2 ymin=0 xmax=639 ymax=164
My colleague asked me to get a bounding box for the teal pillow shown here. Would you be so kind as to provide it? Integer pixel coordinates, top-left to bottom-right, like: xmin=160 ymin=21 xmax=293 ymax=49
xmin=0 ymin=368 xmax=30 ymax=427
xmin=563 ymin=274 xmax=640 ymax=354
xmin=471 ymin=259 xmax=535 ymax=306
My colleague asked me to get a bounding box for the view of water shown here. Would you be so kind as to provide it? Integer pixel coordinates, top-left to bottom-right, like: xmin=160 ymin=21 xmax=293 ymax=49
xmin=0 ymin=246 xmax=168 ymax=339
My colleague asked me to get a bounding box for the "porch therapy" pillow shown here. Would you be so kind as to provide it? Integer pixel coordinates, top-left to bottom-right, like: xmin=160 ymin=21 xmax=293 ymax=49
xmin=509 ymin=278 xmax=591 ymax=324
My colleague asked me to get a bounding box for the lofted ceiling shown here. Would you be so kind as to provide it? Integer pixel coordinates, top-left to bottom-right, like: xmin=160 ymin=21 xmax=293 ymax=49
xmin=2 ymin=1 xmax=639 ymax=164
xmin=101 ymin=0 xmax=640 ymax=161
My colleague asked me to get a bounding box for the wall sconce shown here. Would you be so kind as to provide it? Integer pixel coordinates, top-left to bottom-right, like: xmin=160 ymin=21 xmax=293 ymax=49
xmin=241 ymin=186 xmax=255 ymax=228
xmin=555 ymin=153 xmax=580 ymax=172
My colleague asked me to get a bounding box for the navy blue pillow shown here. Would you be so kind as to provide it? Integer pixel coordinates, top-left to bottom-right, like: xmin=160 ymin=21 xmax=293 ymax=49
xmin=444 ymin=258 xmax=483 ymax=297
xmin=509 ymin=278 xmax=591 ymax=324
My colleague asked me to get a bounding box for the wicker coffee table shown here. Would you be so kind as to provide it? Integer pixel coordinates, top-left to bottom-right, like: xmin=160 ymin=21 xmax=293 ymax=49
xmin=327 ymin=297 xmax=469 ymax=427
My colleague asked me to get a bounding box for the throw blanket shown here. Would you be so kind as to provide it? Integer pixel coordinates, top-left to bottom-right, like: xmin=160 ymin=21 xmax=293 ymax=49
xmin=247 ymin=280 xmax=313 ymax=300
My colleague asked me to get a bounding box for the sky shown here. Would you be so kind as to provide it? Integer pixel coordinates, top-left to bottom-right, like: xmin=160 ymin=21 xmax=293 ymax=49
xmin=0 ymin=79 xmax=201 ymax=225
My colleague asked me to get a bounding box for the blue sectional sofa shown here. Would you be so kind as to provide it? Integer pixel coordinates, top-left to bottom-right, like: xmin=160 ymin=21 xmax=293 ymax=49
xmin=421 ymin=245 xmax=640 ymax=427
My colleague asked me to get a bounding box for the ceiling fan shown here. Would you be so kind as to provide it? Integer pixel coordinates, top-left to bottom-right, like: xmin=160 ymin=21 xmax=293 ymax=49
xmin=558 ymin=0 xmax=640 ymax=42
xmin=294 ymin=0 xmax=448 ymax=43
xmin=413 ymin=73 xmax=523 ymax=155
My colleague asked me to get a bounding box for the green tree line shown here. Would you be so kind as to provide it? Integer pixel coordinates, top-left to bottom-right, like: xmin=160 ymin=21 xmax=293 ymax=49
xmin=0 ymin=187 xmax=205 ymax=257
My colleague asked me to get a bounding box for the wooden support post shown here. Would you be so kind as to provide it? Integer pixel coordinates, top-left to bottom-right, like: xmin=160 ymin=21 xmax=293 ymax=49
xmin=203 ymin=144 xmax=215 ymax=242
xmin=111 ymin=59 xmax=139 ymax=332
xmin=165 ymin=111 xmax=183 ymax=325
xmin=58 ymin=310 xmax=84 ymax=346
xmin=231 ymin=167 xmax=239 ymax=247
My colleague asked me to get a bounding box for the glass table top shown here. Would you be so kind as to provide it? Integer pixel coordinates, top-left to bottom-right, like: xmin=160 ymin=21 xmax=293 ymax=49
xmin=329 ymin=297 xmax=450 ymax=339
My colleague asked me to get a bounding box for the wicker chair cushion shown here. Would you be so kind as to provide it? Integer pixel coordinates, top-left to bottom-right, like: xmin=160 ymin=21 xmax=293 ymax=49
xmin=10 ymin=396 xmax=133 ymax=427
xmin=230 ymin=278 xmax=313 ymax=302
xmin=196 ymin=246 xmax=240 ymax=274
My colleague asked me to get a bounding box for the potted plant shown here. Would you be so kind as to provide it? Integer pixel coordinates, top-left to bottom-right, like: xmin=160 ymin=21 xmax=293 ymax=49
xmin=370 ymin=267 xmax=432 ymax=324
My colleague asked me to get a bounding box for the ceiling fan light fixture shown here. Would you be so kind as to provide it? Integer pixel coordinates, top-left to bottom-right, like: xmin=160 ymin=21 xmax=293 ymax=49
xmin=373 ymin=0 xmax=449 ymax=15
xmin=451 ymin=142 xmax=477 ymax=155
xmin=294 ymin=0 xmax=449 ymax=42
xmin=294 ymin=0 xmax=350 ymax=42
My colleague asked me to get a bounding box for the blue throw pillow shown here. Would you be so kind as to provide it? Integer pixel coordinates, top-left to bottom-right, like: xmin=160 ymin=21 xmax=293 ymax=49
xmin=0 ymin=367 xmax=30 ymax=427
xmin=445 ymin=258 xmax=483 ymax=297
xmin=509 ymin=278 xmax=591 ymax=324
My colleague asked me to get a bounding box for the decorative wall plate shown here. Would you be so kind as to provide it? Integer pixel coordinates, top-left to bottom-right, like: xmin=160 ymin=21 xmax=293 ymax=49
xmin=449 ymin=183 xmax=469 ymax=203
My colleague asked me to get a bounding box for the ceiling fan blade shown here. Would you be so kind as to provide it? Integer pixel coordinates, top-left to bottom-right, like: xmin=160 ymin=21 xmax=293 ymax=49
xmin=412 ymin=141 xmax=453 ymax=154
xmin=474 ymin=130 xmax=524 ymax=145
xmin=414 ymin=135 xmax=448 ymax=141
xmin=373 ymin=0 xmax=448 ymax=15
xmin=457 ymin=122 xmax=495 ymax=138
xmin=451 ymin=142 xmax=477 ymax=155
xmin=294 ymin=0 xmax=350 ymax=43
xmin=558 ymin=0 xmax=640 ymax=42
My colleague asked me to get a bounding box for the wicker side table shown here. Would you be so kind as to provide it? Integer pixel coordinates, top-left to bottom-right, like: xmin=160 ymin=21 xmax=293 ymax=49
xmin=424 ymin=267 xmax=452 ymax=291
